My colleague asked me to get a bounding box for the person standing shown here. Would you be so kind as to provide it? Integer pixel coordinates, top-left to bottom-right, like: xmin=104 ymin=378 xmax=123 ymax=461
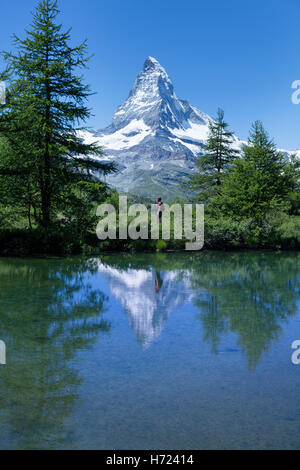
xmin=157 ymin=197 xmax=163 ymax=224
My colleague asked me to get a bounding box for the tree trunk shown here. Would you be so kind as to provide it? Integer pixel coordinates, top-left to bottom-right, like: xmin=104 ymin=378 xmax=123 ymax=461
xmin=42 ymin=35 xmax=51 ymax=228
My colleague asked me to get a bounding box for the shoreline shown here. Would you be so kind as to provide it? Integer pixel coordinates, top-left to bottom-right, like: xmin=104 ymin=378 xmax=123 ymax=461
xmin=0 ymin=246 xmax=299 ymax=260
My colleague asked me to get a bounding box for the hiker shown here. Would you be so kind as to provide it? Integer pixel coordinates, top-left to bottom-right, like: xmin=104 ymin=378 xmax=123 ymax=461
xmin=157 ymin=197 xmax=164 ymax=224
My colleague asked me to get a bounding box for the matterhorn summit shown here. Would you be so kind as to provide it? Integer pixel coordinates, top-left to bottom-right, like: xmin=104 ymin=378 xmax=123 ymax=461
xmin=83 ymin=57 xmax=234 ymax=199
xmin=103 ymin=56 xmax=212 ymax=135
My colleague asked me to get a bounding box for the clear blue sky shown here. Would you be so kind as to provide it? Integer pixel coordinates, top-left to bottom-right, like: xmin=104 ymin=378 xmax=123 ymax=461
xmin=1 ymin=0 xmax=300 ymax=149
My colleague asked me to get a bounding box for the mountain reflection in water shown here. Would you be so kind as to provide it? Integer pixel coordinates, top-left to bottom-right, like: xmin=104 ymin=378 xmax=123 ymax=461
xmin=97 ymin=252 xmax=300 ymax=369
xmin=97 ymin=261 xmax=195 ymax=347
xmin=0 ymin=251 xmax=299 ymax=450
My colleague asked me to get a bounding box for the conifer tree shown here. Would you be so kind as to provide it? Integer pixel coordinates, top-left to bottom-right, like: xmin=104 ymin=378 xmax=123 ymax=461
xmin=218 ymin=121 xmax=296 ymax=220
xmin=0 ymin=0 xmax=115 ymax=228
xmin=188 ymin=108 xmax=239 ymax=202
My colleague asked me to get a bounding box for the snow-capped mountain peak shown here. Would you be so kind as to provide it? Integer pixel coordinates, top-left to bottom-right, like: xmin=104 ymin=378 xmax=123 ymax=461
xmin=80 ymin=57 xmax=299 ymax=199
xmin=87 ymin=57 xmax=225 ymax=198
xmin=107 ymin=56 xmax=206 ymax=135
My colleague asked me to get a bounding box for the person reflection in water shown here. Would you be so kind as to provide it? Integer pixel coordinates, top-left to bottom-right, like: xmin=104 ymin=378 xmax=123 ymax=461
xmin=155 ymin=270 xmax=163 ymax=293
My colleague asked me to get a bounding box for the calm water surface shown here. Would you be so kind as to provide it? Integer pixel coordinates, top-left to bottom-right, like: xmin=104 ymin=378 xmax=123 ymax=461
xmin=0 ymin=251 xmax=299 ymax=449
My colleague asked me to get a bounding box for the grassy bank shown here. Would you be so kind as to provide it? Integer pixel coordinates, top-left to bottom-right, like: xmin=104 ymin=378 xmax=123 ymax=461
xmin=0 ymin=213 xmax=299 ymax=256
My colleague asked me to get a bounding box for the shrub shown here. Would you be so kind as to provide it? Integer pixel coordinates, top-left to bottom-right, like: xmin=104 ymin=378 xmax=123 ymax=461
xmin=156 ymin=240 xmax=167 ymax=251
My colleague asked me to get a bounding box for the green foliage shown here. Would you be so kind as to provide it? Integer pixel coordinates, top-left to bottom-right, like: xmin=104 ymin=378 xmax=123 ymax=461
xmin=187 ymin=108 xmax=239 ymax=202
xmin=204 ymin=212 xmax=300 ymax=249
xmin=0 ymin=226 xmax=81 ymax=256
xmin=286 ymin=154 xmax=300 ymax=215
xmin=0 ymin=2 xmax=299 ymax=256
xmin=215 ymin=121 xmax=298 ymax=221
xmin=156 ymin=240 xmax=167 ymax=251
xmin=262 ymin=212 xmax=300 ymax=249
xmin=205 ymin=216 xmax=249 ymax=248
xmin=0 ymin=0 xmax=115 ymax=229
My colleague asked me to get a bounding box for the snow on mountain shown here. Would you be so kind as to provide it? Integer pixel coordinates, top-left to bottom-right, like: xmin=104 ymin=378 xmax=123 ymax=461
xmin=81 ymin=57 xmax=298 ymax=199
xmin=79 ymin=57 xmax=217 ymax=198
xmin=94 ymin=56 xmax=215 ymax=155
xmin=97 ymin=261 xmax=194 ymax=347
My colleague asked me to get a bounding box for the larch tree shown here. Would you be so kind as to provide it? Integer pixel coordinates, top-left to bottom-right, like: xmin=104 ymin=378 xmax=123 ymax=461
xmin=188 ymin=108 xmax=239 ymax=203
xmin=0 ymin=0 xmax=115 ymax=229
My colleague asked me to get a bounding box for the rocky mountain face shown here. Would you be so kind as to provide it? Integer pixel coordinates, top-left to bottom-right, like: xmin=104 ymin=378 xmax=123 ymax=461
xmin=81 ymin=57 xmax=222 ymax=199
xmin=81 ymin=56 xmax=297 ymax=200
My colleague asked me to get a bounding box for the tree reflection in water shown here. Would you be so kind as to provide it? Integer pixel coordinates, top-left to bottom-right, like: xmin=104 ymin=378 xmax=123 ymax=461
xmin=0 ymin=258 xmax=110 ymax=449
xmin=189 ymin=252 xmax=300 ymax=369
xmin=99 ymin=252 xmax=300 ymax=370
xmin=0 ymin=252 xmax=299 ymax=449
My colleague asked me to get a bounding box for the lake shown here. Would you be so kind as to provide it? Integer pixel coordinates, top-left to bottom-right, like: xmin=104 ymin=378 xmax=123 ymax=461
xmin=0 ymin=251 xmax=299 ymax=450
